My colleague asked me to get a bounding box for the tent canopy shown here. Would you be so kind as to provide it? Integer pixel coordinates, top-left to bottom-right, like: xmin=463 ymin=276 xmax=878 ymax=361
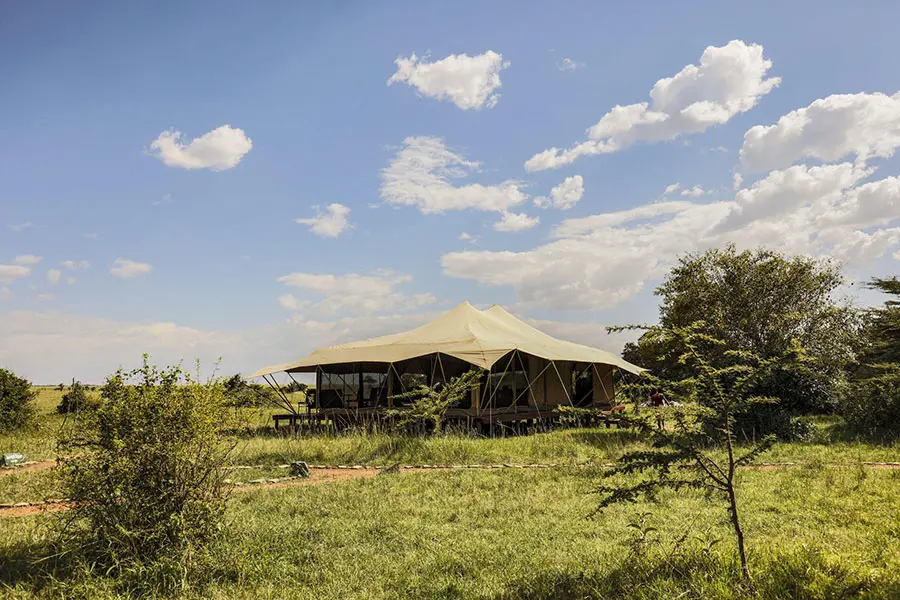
xmin=251 ymin=302 xmax=644 ymax=377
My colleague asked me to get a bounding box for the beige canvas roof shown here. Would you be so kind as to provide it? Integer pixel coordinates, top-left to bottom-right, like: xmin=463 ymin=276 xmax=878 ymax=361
xmin=251 ymin=302 xmax=644 ymax=377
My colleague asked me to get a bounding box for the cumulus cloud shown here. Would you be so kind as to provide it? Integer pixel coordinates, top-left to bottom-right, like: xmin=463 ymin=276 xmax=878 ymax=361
xmin=680 ymin=185 xmax=708 ymax=197
xmin=61 ymin=260 xmax=90 ymax=270
xmin=295 ymin=203 xmax=352 ymax=238
xmin=740 ymin=91 xmax=900 ymax=172
xmin=0 ymin=264 xmax=31 ymax=285
xmin=664 ymin=183 xmax=682 ymax=195
xmin=149 ymin=125 xmax=253 ymax=171
xmin=110 ymin=258 xmax=153 ymax=279
xmin=380 ymin=136 xmax=528 ymax=214
xmin=525 ymin=40 xmax=780 ymax=171
xmin=46 ymin=269 xmax=62 ymax=285
xmin=277 ymin=270 xmax=435 ymax=317
xmin=13 ymin=255 xmax=41 ymax=266
xmin=387 ymin=51 xmax=508 ymax=110
xmin=443 ymin=162 xmax=900 ymax=310
xmin=534 ymin=175 xmax=584 ymax=210
xmin=493 ymin=211 xmax=540 ymax=232
xmin=557 ymin=58 xmax=584 ymax=72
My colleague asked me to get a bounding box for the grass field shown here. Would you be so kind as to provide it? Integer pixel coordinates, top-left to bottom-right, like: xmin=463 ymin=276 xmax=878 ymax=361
xmin=1 ymin=388 xmax=899 ymax=598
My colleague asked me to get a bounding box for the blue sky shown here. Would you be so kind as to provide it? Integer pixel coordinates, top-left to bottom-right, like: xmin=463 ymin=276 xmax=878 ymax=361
xmin=2 ymin=1 xmax=900 ymax=383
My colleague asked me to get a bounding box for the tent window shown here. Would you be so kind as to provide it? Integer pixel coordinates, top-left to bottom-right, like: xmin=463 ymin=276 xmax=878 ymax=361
xmin=574 ymin=365 xmax=593 ymax=407
xmin=488 ymin=357 xmax=529 ymax=410
xmin=319 ymin=371 xmax=359 ymax=409
xmin=361 ymin=373 xmax=388 ymax=408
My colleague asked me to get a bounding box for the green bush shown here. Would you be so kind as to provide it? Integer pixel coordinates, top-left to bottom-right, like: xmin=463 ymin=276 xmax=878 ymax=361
xmin=0 ymin=368 xmax=36 ymax=432
xmin=56 ymin=381 xmax=93 ymax=414
xmin=57 ymin=358 xmax=236 ymax=593
xmin=842 ymin=367 xmax=900 ymax=440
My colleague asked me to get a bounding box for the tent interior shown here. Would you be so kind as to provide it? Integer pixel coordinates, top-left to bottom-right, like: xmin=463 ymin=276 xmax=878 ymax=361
xmin=253 ymin=302 xmax=643 ymax=426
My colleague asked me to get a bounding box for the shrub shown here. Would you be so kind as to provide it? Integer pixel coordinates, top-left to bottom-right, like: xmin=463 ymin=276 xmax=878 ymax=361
xmin=223 ymin=373 xmax=278 ymax=408
xmin=842 ymin=367 xmax=900 ymax=440
xmin=57 ymin=358 xmax=235 ymax=592
xmin=0 ymin=368 xmax=36 ymax=432
xmin=56 ymin=381 xmax=93 ymax=414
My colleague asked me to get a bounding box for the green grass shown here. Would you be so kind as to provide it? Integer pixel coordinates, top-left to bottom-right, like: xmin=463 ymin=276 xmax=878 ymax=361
xmin=2 ymin=390 xmax=899 ymax=598
xmin=2 ymin=465 xmax=899 ymax=598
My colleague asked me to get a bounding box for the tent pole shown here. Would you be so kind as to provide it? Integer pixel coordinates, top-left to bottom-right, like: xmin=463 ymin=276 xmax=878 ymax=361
xmin=592 ymin=363 xmax=613 ymax=406
xmin=550 ymin=361 xmax=574 ymax=407
xmin=262 ymin=374 xmax=296 ymax=415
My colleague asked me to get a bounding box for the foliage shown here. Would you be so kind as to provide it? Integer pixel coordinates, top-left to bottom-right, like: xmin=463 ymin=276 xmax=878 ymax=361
xmin=857 ymin=276 xmax=900 ymax=367
xmin=842 ymin=365 xmax=900 ymax=440
xmin=842 ymin=277 xmax=900 ymax=438
xmin=223 ymin=373 xmax=278 ymax=408
xmin=623 ymin=246 xmax=858 ymax=416
xmin=0 ymin=368 xmax=36 ymax=432
xmin=388 ymin=369 xmax=484 ymax=434
xmin=282 ymin=380 xmax=309 ymax=394
xmin=56 ymin=381 xmax=93 ymax=414
xmin=56 ymin=357 xmax=235 ymax=593
xmin=596 ymin=326 xmax=787 ymax=587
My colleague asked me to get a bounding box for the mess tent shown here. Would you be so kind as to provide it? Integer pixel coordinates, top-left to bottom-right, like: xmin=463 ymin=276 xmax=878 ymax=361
xmin=252 ymin=301 xmax=644 ymax=430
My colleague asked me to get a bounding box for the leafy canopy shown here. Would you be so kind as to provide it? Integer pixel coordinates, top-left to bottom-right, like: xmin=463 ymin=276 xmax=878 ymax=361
xmin=624 ymin=246 xmax=857 ymax=415
xmin=0 ymin=367 xmax=36 ymax=432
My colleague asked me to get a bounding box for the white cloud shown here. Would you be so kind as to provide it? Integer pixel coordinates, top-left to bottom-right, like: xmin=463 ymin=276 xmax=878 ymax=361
xmin=733 ymin=173 xmax=743 ymax=190
xmin=557 ymin=58 xmax=584 ymax=72
xmin=0 ymin=264 xmax=31 ymax=285
xmin=534 ymin=175 xmax=584 ymax=210
xmin=149 ymin=125 xmax=253 ymax=171
xmin=740 ymin=91 xmax=900 ymax=172
xmin=493 ymin=211 xmax=540 ymax=232
xmin=13 ymin=255 xmax=41 ymax=266
xmin=443 ymin=161 xmax=900 ymax=310
xmin=664 ymin=183 xmax=682 ymax=195
xmin=459 ymin=232 xmax=472 ymax=240
xmin=0 ymin=308 xmax=445 ymax=384
xmin=380 ymin=136 xmax=528 ymax=214
xmin=46 ymin=269 xmax=62 ymax=285
xmin=110 ymin=258 xmax=153 ymax=279
xmin=61 ymin=260 xmax=90 ymax=270
xmin=680 ymin=185 xmax=708 ymax=197
xmin=37 ymin=293 xmax=55 ymax=302
xmin=295 ymin=204 xmax=352 ymax=238
xmin=277 ymin=270 xmax=435 ymax=317
xmin=526 ymin=40 xmax=780 ymax=171
xmin=66 ymin=277 xmax=77 ymax=285
xmin=0 ymin=288 xmax=11 ymax=301
xmin=277 ymin=294 xmax=308 ymax=311
xmin=8 ymin=222 xmax=33 ymax=232
xmin=387 ymin=51 xmax=508 ymax=110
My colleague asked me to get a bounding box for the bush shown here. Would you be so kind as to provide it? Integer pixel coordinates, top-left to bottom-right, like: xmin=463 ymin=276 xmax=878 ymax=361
xmin=223 ymin=373 xmax=277 ymax=408
xmin=842 ymin=367 xmax=900 ymax=440
xmin=57 ymin=358 xmax=235 ymax=592
xmin=0 ymin=368 xmax=36 ymax=432
xmin=56 ymin=381 xmax=94 ymax=414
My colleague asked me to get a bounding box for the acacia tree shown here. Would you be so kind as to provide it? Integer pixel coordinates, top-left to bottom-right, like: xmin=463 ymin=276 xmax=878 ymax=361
xmin=596 ymin=325 xmax=794 ymax=588
xmin=389 ymin=369 xmax=484 ymax=435
xmin=843 ymin=277 xmax=900 ymax=437
xmin=623 ymin=246 xmax=858 ymax=432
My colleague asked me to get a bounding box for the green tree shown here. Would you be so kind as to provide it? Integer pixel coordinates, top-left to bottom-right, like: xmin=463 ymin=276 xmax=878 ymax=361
xmin=624 ymin=246 xmax=858 ymax=418
xmin=843 ymin=277 xmax=900 ymax=438
xmin=389 ymin=369 xmax=483 ymax=435
xmin=58 ymin=358 xmax=235 ymax=591
xmin=57 ymin=380 xmax=93 ymax=414
xmin=0 ymin=368 xmax=36 ymax=432
xmin=596 ymin=325 xmax=790 ymax=589
xmin=858 ymin=277 xmax=900 ymax=367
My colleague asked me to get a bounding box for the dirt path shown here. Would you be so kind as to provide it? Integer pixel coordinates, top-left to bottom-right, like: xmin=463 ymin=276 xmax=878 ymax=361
xmin=0 ymin=460 xmax=56 ymax=477
xmin=4 ymin=462 xmax=900 ymax=518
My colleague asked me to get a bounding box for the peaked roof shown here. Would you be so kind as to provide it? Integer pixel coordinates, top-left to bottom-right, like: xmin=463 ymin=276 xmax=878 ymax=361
xmin=251 ymin=302 xmax=644 ymax=377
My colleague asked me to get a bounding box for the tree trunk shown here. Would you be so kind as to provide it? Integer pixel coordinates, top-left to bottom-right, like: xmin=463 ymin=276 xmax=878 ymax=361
xmin=727 ymin=481 xmax=752 ymax=588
